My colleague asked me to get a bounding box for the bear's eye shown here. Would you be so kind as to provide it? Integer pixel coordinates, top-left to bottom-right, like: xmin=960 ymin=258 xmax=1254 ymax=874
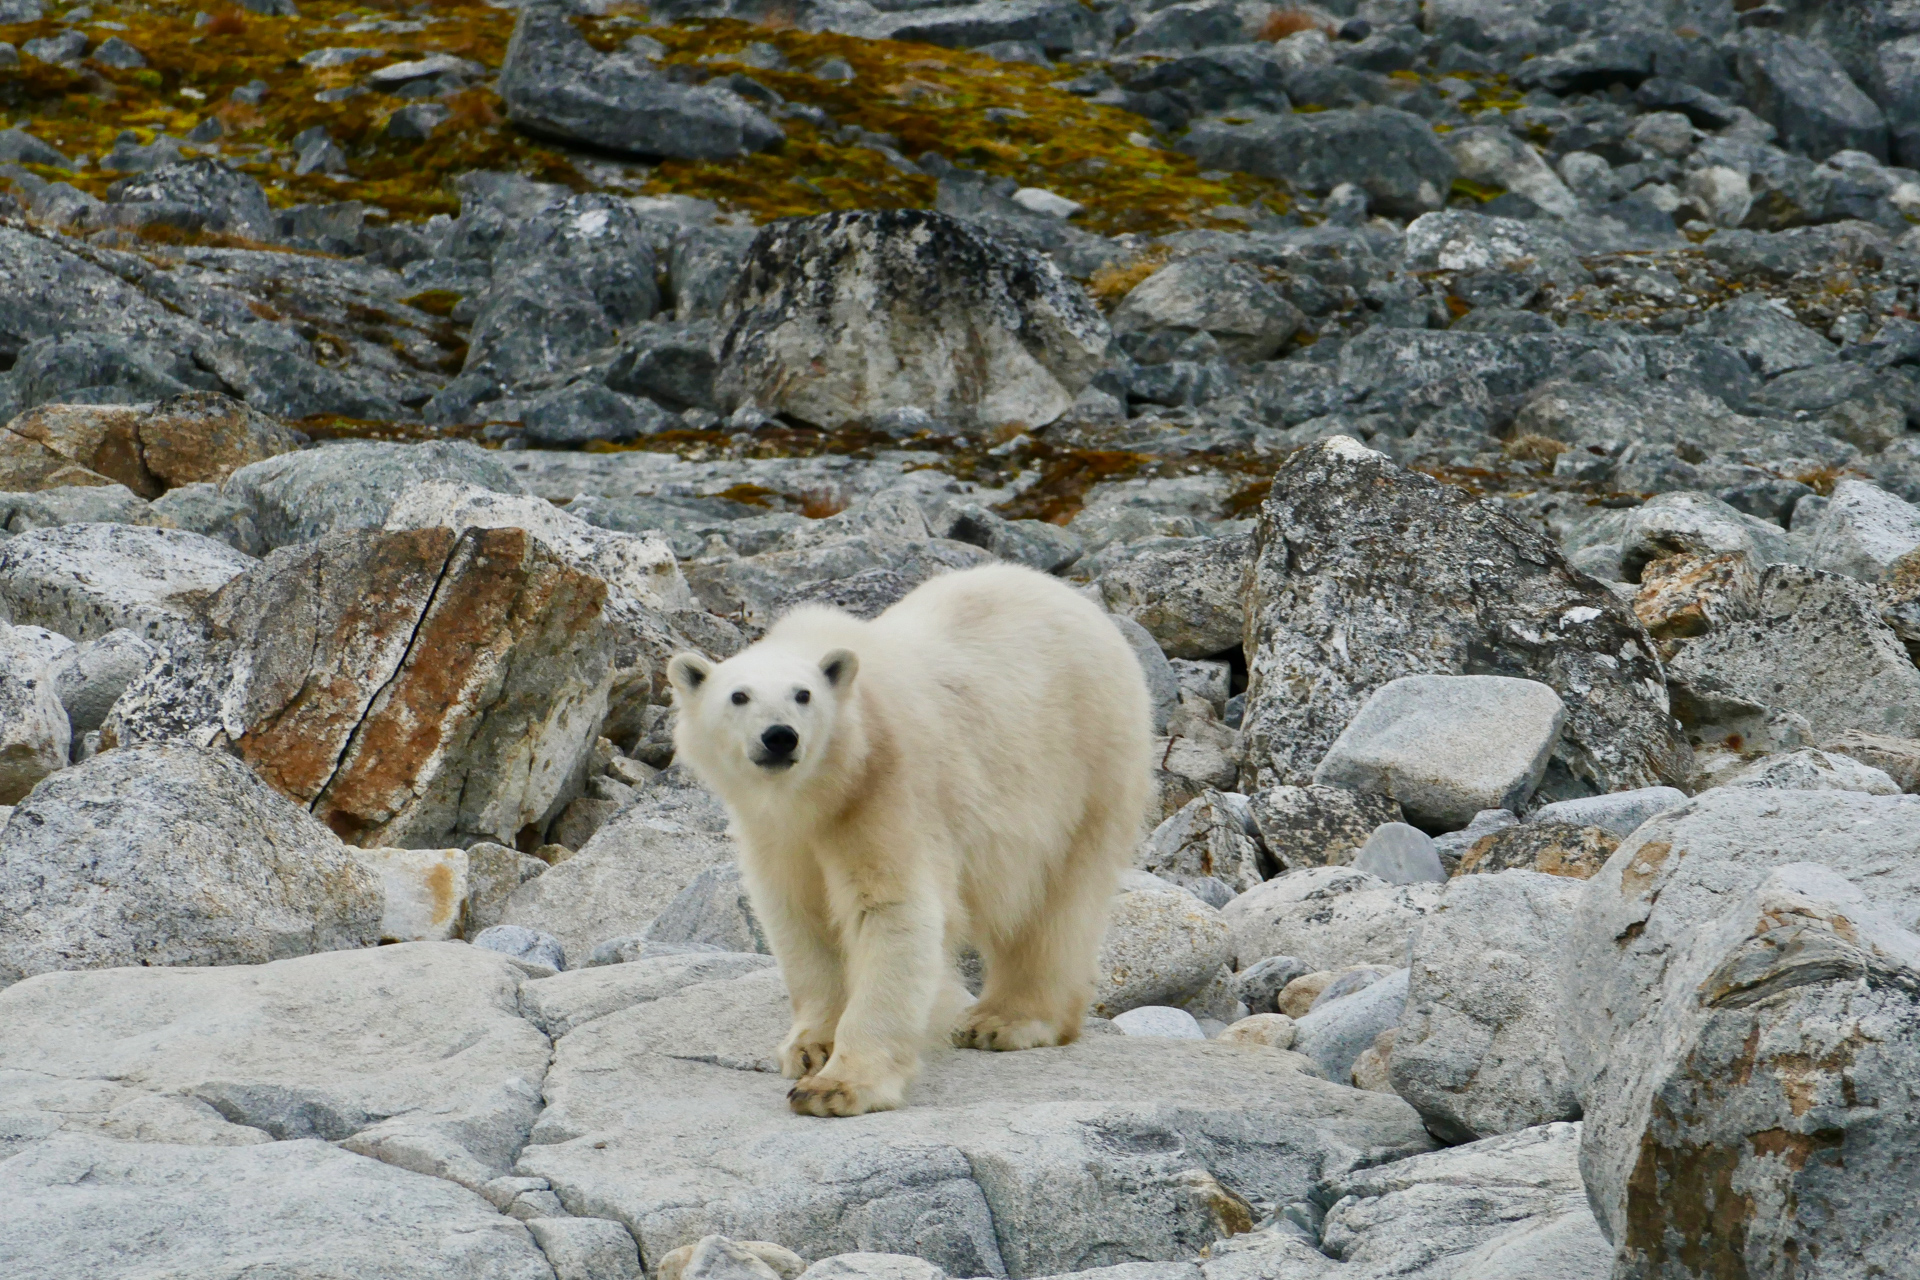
xmin=795 ymin=689 xmax=811 ymax=704
xmin=730 ymin=690 xmax=749 ymax=705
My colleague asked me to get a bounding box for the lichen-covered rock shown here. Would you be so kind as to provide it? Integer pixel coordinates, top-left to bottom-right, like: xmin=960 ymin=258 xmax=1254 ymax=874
xmin=1391 ymin=870 xmax=1584 ymax=1142
xmin=1669 ymin=562 xmax=1920 ymax=741
xmin=1563 ymin=789 xmax=1920 ymax=1275
xmin=1138 ymin=791 xmax=1264 ymax=900
xmin=1242 ymin=437 xmax=1690 ymax=794
xmin=51 ymin=627 xmax=155 ymax=733
xmin=1109 ymin=260 xmax=1303 ymax=363
xmin=0 ymin=522 xmax=253 ymax=642
xmin=0 ymin=744 xmax=382 ymax=985
xmin=1094 ymin=872 xmax=1234 ymax=1016
xmin=1178 ymin=108 xmax=1455 ymax=217
xmin=715 ymin=209 xmax=1110 ymax=434
xmin=1720 ymin=747 xmax=1902 ymax=794
xmin=1246 ymin=784 xmax=1405 ymax=874
xmin=103 ymin=526 xmax=614 ymax=849
xmin=1221 ymin=865 xmax=1442 ymax=972
xmin=222 ymin=439 xmax=526 ymax=551
xmin=1455 ymin=820 xmax=1619 ymax=879
xmin=0 ymin=393 xmax=301 ymax=496
xmin=1096 ymin=533 xmax=1249 ymax=659
xmin=0 ymin=621 xmax=68 ymax=803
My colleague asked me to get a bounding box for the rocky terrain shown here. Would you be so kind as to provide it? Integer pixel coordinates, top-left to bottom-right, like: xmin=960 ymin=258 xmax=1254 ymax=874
xmin=5 ymin=0 xmax=1920 ymax=1274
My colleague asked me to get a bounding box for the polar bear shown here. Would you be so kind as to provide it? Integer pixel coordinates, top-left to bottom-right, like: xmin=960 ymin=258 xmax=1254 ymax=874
xmin=667 ymin=564 xmax=1153 ymax=1117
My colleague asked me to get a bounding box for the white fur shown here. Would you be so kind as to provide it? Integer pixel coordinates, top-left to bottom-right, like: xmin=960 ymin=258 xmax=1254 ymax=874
xmin=668 ymin=564 xmax=1153 ymax=1116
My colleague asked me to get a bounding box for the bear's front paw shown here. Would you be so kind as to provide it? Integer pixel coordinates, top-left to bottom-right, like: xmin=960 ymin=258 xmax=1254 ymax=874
xmin=779 ymin=1030 xmax=836 ymax=1080
xmin=787 ymin=1071 xmax=905 ymax=1117
xmin=952 ymin=1006 xmax=1064 ymax=1052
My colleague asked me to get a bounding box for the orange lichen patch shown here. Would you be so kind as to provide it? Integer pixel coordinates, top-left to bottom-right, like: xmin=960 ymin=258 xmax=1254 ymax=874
xmin=796 ymin=487 xmax=848 ymax=519
xmin=1258 ymin=9 xmax=1332 ymax=40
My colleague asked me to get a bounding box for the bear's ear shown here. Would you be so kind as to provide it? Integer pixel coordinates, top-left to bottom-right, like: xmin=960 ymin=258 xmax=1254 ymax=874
xmin=667 ymin=652 xmax=713 ymax=699
xmin=820 ymin=648 xmax=858 ymax=689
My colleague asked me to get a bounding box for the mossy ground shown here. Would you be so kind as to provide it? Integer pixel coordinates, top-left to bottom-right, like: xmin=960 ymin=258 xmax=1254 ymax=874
xmin=2 ymin=0 xmax=1303 ymax=233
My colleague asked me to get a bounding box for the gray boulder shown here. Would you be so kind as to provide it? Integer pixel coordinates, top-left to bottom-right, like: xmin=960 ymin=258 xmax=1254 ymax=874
xmin=608 ymin=319 xmax=721 ymax=410
xmin=1221 ymin=866 xmax=1441 ymax=972
xmin=716 ymin=210 xmax=1110 ymax=434
xmin=1247 ymin=785 xmax=1405 ymax=874
xmin=1293 ymin=967 xmax=1408 ymax=1083
xmin=1139 ymin=791 xmax=1265 ymax=900
xmin=1737 ymin=29 xmax=1889 ymax=161
xmin=490 ymin=191 xmax=662 ymax=328
xmin=1312 ymin=675 xmax=1566 ymax=832
xmin=0 ymin=744 xmax=382 ymax=986
xmin=515 ymin=963 xmax=1432 ymax=1278
xmin=0 ymin=1134 xmax=555 ymax=1280
xmin=518 ymin=949 xmax=776 ymax=1039
xmin=1391 ymin=870 xmax=1583 ymax=1143
xmin=645 ymin=863 xmax=769 ymax=955
xmin=501 ymin=774 xmax=736 ymax=965
xmin=1095 ymin=872 xmax=1234 ymax=1016
xmin=222 ymin=440 xmax=525 ymax=550
xmin=0 ymin=940 xmax=549 ymax=1189
xmin=1669 ymin=562 xmax=1920 ymax=741
xmin=1720 ymin=747 xmax=1902 ymax=794
xmin=1348 ymin=823 xmax=1444 ymax=886
xmin=0 ymin=622 xmax=68 ymax=803
xmin=1564 ymin=791 xmax=1920 ymax=1274
xmin=1110 ymin=261 xmax=1303 ymax=363
xmin=1527 ymin=786 xmax=1686 ymax=836
xmin=499 ymin=5 xmax=780 ymax=160
xmin=1242 ymin=438 xmax=1688 ymax=795
xmin=462 ymin=277 xmax=618 ymax=386
xmin=52 ymin=627 xmax=155 ymax=733
xmin=1178 ymin=108 xmax=1455 ymax=217
xmin=1801 ymin=477 xmax=1920 ymax=581
xmin=0 ymin=523 xmax=252 ymax=643
xmin=1691 ymin=292 xmax=1837 ymax=380
xmin=1403 ymin=211 xmax=1589 ymax=290
xmin=473 ymin=924 xmax=568 ymax=976
xmin=522 ymin=383 xmax=672 ymax=447
xmin=1097 ymin=533 xmax=1249 ymax=659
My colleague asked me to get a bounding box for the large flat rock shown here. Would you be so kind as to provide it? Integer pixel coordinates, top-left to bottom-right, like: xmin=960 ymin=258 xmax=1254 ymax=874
xmin=0 ymin=1133 xmax=555 ymax=1280
xmin=518 ymin=967 xmax=1433 ymax=1279
xmin=0 ymin=942 xmax=550 ymax=1189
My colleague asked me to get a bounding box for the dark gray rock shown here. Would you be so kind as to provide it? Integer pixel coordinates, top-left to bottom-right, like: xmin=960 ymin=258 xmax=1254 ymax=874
xmin=1691 ymin=292 xmax=1836 ymax=379
xmin=1737 ymin=29 xmax=1889 ymax=161
xmin=490 ymin=192 xmax=662 ymax=329
xmin=500 ymin=5 xmax=780 ymax=161
xmin=10 ymin=334 xmax=204 ymax=410
xmin=222 ymin=440 xmax=525 ymax=550
xmin=869 ymin=0 xmax=1106 ymax=57
xmin=1248 ymin=784 xmax=1406 ymax=874
xmin=103 ymin=159 xmax=275 ymax=241
xmin=522 ymin=383 xmax=673 ymax=447
xmin=607 ymin=319 xmax=720 ymax=411
xmin=1179 ymin=108 xmax=1455 ymax=217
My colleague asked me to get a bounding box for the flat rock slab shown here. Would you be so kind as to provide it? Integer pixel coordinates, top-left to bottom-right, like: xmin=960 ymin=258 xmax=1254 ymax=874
xmin=0 ymin=942 xmax=550 ymax=1189
xmin=0 ymin=1133 xmax=555 ymax=1280
xmin=519 ymin=968 xmax=1432 ymax=1279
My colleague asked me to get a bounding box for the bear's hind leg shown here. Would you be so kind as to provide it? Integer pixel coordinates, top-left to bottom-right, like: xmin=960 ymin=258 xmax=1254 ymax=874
xmin=955 ymin=817 xmax=1127 ymax=1052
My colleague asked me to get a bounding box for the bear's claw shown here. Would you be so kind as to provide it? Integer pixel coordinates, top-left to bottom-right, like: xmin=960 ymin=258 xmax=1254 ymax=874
xmin=780 ymin=1038 xmax=835 ymax=1079
xmin=952 ymin=1008 xmax=1064 ymax=1051
xmin=787 ymin=1074 xmax=900 ymax=1117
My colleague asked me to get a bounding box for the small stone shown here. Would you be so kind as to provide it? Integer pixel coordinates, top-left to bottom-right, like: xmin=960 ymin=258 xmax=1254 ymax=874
xmin=1110 ymin=1005 xmax=1206 ymax=1039
xmin=1218 ymin=1012 xmax=1296 ymax=1049
xmin=1230 ymin=954 xmax=1311 ymax=1013
xmin=1350 ymin=821 xmax=1446 ymax=885
xmin=1350 ymin=1027 xmax=1397 ymax=1092
xmin=473 ymin=923 xmax=567 ymax=974
xmin=352 ymin=846 xmax=469 ymax=942
xmin=1526 ymin=787 xmax=1688 ymax=836
xmin=1275 ymin=970 xmax=1337 ymax=1018
xmin=1292 ymin=967 xmax=1408 ymax=1082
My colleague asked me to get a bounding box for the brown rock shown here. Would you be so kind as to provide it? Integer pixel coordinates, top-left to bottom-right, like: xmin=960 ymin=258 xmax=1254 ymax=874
xmin=0 ymin=393 xmax=300 ymax=497
xmin=103 ymin=526 xmax=616 ymax=848
xmin=1455 ymin=820 xmax=1618 ymax=879
xmin=1632 ymin=550 xmax=1759 ymax=644
xmin=1277 ymin=970 xmax=1336 ymax=1017
xmin=1818 ymin=730 xmax=1920 ymax=792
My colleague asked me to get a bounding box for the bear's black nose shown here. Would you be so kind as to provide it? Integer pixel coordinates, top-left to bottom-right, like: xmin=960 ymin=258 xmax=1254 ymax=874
xmin=761 ymin=724 xmax=799 ymax=759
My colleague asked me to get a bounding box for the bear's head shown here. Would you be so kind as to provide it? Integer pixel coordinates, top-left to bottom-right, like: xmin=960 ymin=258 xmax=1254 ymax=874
xmin=666 ymin=642 xmax=859 ymax=800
